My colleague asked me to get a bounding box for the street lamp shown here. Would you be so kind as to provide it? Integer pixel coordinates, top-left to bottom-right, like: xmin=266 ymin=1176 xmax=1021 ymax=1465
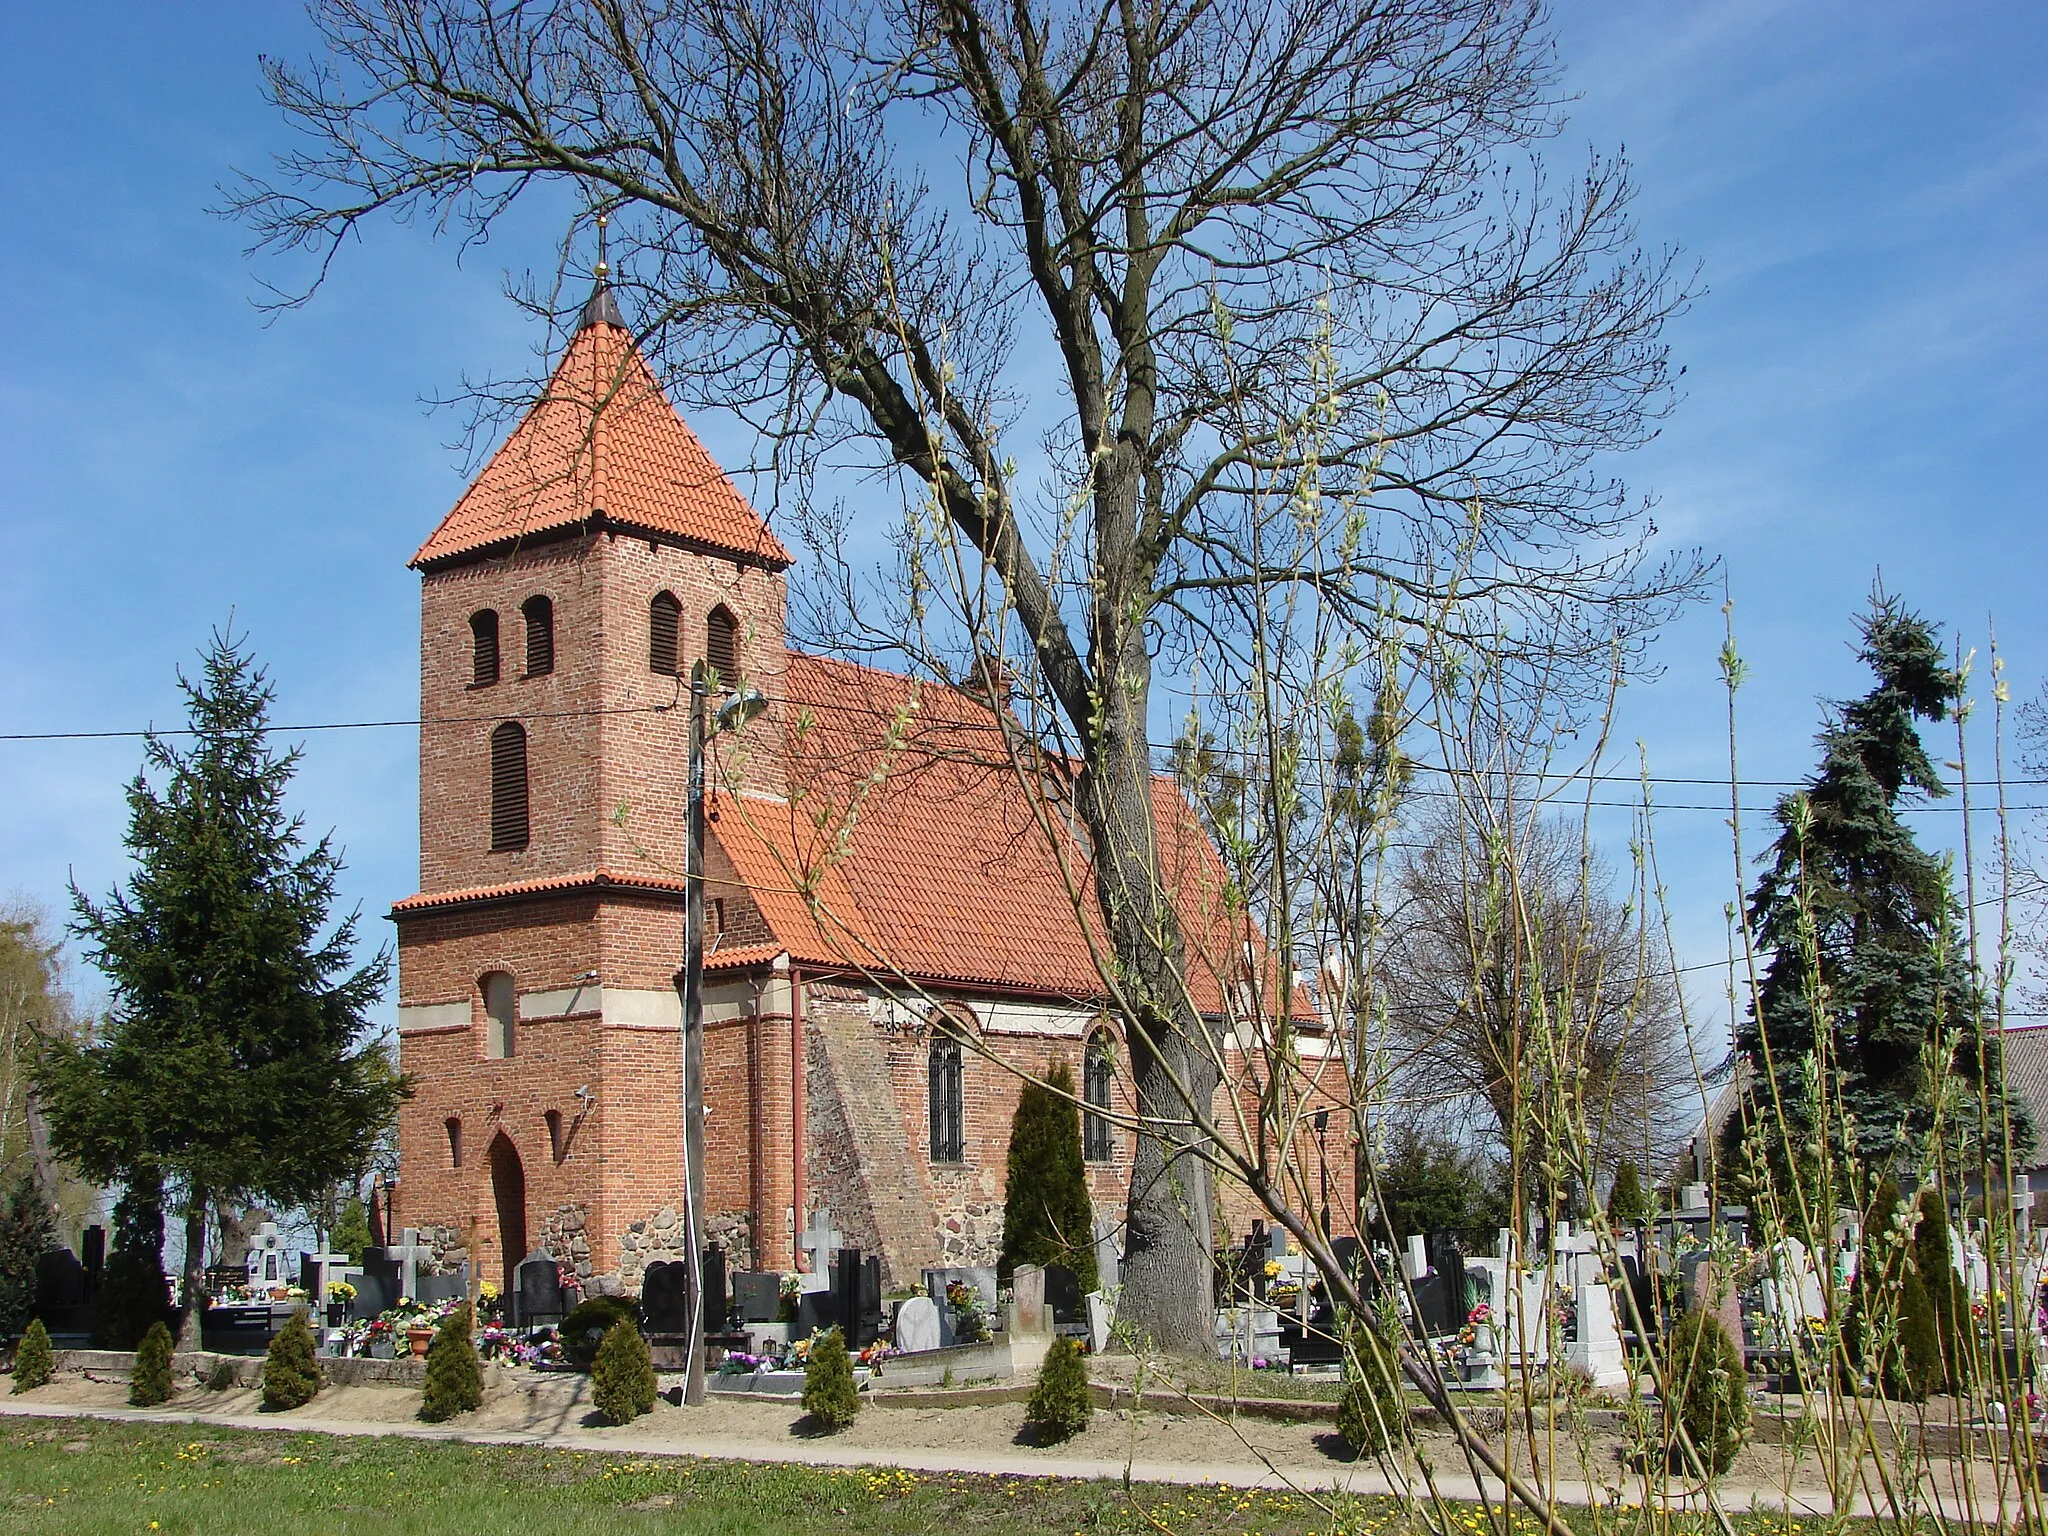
xmin=679 ymin=665 xmax=767 ymax=1406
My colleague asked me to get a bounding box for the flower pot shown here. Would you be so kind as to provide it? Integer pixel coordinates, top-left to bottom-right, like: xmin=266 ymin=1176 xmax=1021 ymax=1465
xmin=407 ymin=1326 xmax=434 ymax=1356
xmin=326 ymin=1305 xmax=346 ymax=1328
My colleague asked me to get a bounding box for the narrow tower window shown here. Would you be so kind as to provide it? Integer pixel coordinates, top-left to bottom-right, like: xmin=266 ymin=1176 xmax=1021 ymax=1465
xmin=706 ymin=604 xmax=739 ymax=684
xmin=1084 ymin=1029 xmax=1116 ymax=1162
xmin=928 ymin=1020 xmax=965 ymax=1164
xmin=545 ymin=1108 xmax=566 ymax=1164
xmin=445 ymin=1116 xmax=463 ymax=1167
xmin=482 ymin=971 xmax=517 ymax=1060
xmin=522 ymin=594 xmax=554 ymax=677
xmin=649 ymin=591 xmax=681 ymax=675
xmin=489 ymin=722 xmax=529 ymax=851
xmin=470 ymin=610 xmax=500 ymax=687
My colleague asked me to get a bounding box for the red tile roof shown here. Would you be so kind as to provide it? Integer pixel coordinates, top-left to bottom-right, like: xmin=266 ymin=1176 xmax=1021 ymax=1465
xmin=409 ymin=302 xmax=792 ymax=570
xmin=391 ymin=868 xmax=686 ymax=914
xmin=704 ymin=654 xmax=1247 ymax=1011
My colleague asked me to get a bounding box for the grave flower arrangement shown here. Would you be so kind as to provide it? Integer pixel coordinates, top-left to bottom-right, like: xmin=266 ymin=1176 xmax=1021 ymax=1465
xmin=945 ymin=1280 xmax=992 ymax=1344
xmin=478 ymin=1280 xmax=503 ymax=1322
xmin=780 ymin=1275 xmax=802 ymax=1323
xmin=1457 ymin=1302 xmax=1492 ymax=1350
xmin=856 ymin=1340 xmax=891 ymax=1372
xmin=326 ymin=1280 xmax=357 ymax=1305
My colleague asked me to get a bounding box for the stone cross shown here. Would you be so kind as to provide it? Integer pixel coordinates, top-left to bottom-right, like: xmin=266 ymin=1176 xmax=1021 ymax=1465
xmin=385 ymin=1228 xmax=437 ymax=1303
xmin=797 ymin=1208 xmax=842 ymax=1292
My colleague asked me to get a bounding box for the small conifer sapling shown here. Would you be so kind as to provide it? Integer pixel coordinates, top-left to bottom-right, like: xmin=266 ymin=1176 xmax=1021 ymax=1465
xmin=801 ymin=1326 xmax=860 ymax=1432
xmin=419 ymin=1302 xmax=483 ymax=1422
xmin=130 ymin=1320 xmax=175 ymax=1407
xmin=261 ymin=1305 xmax=322 ymax=1410
xmin=1025 ymin=1338 xmax=1093 ymax=1443
xmin=591 ymin=1318 xmax=656 ymax=1426
xmin=12 ymin=1317 xmax=54 ymax=1392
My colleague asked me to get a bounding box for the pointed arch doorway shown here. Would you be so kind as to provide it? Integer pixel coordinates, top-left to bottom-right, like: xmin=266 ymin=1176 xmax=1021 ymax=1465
xmin=487 ymin=1132 xmax=528 ymax=1306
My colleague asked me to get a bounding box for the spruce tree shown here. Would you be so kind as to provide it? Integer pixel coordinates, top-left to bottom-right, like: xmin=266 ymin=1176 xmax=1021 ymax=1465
xmin=129 ymin=1320 xmax=175 ymax=1407
xmin=35 ymin=632 xmax=410 ymax=1345
xmin=0 ymin=1174 xmax=56 ymax=1338
xmin=12 ymin=1317 xmax=54 ymax=1392
xmin=91 ymin=1179 xmax=171 ymax=1349
xmin=1736 ymin=595 xmax=2029 ymax=1188
xmin=261 ymin=1306 xmax=321 ymax=1410
xmin=998 ymin=1060 xmax=1097 ymax=1291
xmin=419 ymin=1302 xmax=484 ymax=1421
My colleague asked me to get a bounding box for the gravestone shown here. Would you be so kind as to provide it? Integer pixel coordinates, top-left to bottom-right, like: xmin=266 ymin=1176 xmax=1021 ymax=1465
xmin=1010 ymin=1263 xmax=1049 ymax=1336
xmin=354 ymin=1257 xmax=398 ymax=1319
xmin=1043 ymin=1263 xmax=1083 ymax=1326
xmin=923 ymin=1266 xmax=998 ymax=1314
xmin=832 ymin=1247 xmax=881 ymax=1347
xmin=1429 ymin=1235 xmax=1468 ymax=1329
xmin=517 ymin=1251 xmax=565 ymax=1328
xmin=702 ymin=1244 xmax=729 ymax=1331
xmin=732 ymin=1271 xmax=783 ymax=1324
xmin=796 ymin=1209 xmax=843 ymax=1292
xmin=1565 ymin=1278 xmax=1630 ymax=1389
xmin=792 ymin=1289 xmax=833 ymax=1341
xmin=35 ymin=1247 xmax=86 ymax=1308
xmin=1689 ymin=1260 xmax=1745 ymax=1366
xmin=641 ymin=1260 xmax=692 ymax=1335
xmin=893 ymin=1295 xmax=942 ymax=1355
xmin=1085 ymin=1293 xmax=1113 ymax=1355
xmin=81 ymin=1225 xmax=105 ymax=1298
xmin=1093 ymin=1216 xmax=1120 ymax=1290
xmin=1403 ymin=1234 xmax=1428 ymax=1280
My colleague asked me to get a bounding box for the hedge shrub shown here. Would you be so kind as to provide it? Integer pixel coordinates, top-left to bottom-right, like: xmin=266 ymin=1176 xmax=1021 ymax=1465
xmin=419 ymin=1302 xmax=484 ymax=1422
xmin=261 ymin=1306 xmax=321 ymax=1410
xmin=592 ymin=1319 xmax=656 ymax=1426
xmin=801 ymin=1326 xmax=859 ymax=1432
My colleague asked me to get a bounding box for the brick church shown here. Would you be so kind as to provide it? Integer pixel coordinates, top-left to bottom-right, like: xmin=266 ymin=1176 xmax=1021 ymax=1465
xmin=388 ymin=284 xmax=1355 ymax=1297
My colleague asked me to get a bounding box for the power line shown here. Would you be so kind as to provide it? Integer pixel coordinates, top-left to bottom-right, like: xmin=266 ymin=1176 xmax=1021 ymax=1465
xmin=7 ymin=690 xmax=2046 ymax=812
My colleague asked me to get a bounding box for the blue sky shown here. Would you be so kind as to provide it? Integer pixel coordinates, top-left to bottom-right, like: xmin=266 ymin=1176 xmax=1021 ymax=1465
xmin=1 ymin=2 xmax=2043 ymax=1048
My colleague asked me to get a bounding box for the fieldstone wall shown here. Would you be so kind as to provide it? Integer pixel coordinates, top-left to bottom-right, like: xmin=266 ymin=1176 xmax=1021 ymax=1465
xmin=417 ymin=1223 xmax=467 ymax=1277
xmin=538 ymin=1202 xmax=592 ymax=1281
xmin=615 ymin=1206 xmax=755 ymax=1292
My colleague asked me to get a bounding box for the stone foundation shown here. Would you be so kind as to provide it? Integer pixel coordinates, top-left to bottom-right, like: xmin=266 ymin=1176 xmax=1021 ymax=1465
xmin=616 ymin=1206 xmax=755 ymax=1291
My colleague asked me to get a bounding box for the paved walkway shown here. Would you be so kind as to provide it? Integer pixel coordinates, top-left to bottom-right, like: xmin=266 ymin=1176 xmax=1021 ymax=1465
xmin=0 ymin=1398 xmax=2021 ymax=1524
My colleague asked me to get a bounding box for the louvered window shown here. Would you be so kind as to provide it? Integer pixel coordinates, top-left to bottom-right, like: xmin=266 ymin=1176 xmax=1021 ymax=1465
xmin=706 ymin=604 xmax=739 ymax=684
xmin=489 ymin=723 xmax=529 ymax=852
xmin=929 ymin=1025 xmax=965 ymax=1164
xmin=649 ymin=591 xmax=681 ymax=675
xmin=1084 ymin=1029 xmax=1116 ymax=1162
xmin=522 ymin=594 xmax=554 ymax=677
xmin=470 ymin=610 xmax=500 ymax=687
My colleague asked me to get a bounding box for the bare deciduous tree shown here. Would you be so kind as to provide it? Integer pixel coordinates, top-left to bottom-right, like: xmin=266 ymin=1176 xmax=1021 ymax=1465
xmin=234 ymin=0 xmax=1703 ymax=1354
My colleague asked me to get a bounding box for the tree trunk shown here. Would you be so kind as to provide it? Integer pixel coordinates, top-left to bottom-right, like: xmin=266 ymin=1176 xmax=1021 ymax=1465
xmin=176 ymin=1189 xmax=207 ymax=1351
xmin=1077 ymin=552 xmax=1217 ymax=1352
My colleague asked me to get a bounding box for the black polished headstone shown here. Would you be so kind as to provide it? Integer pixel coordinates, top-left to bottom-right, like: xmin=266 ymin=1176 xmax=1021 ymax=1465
xmin=81 ymin=1225 xmax=105 ymax=1298
xmin=641 ymin=1260 xmax=691 ymax=1335
xmin=35 ymin=1247 xmax=86 ymax=1309
xmin=732 ymin=1271 xmax=782 ymax=1324
xmin=832 ymin=1247 xmax=877 ymax=1346
xmin=1043 ymin=1263 xmax=1083 ymax=1325
xmin=516 ymin=1251 xmax=564 ymax=1327
xmin=793 ymin=1288 xmax=832 ymax=1341
xmin=701 ymin=1244 xmax=728 ymax=1332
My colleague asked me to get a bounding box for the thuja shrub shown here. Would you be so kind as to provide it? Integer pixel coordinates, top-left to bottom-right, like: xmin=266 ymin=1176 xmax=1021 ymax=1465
xmin=12 ymin=1317 xmax=53 ymax=1392
xmin=801 ymin=1326 xmax=860 ymax=1432
xmin=419 ymin=1302 xmax=483 ymax=1422
xmin=561 ymin=1295 xmax=637 ymax=1371
xmin=1336 ymin=1315 xmax=1406 ymax=1458
xmin=591 ymin=1319 xmax=656 ymax=1427
xmin=129 ymin=1320 xmax=175 ymax=1407
xmin=261 ymin=1306 xmax=322 ymax=1411
xmin=1916 ymin=1189 xmax=1974 ymax=1393
xmin=1025 ymin=1338 xmax=1092 ymax=1443
xmin=1665 ymin=1309 xmax=1747 ymax=1477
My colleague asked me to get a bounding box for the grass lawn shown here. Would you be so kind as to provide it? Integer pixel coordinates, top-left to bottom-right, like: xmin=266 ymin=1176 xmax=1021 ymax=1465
xmin=0 ymin=1417 xmax=1832 ymax=1536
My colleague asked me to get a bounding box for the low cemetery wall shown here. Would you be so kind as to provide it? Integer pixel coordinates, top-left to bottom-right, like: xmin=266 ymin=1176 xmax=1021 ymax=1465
xmin=53 ymin=1349 xmax=427 ymax=1389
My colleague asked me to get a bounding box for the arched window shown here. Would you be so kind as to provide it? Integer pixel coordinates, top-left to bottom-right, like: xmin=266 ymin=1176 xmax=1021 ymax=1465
xmin=470 ymin=610 xmax=500 ymax=687
xmin=705 ymin=604 xmax=739 ymax=684
xmin=445 ymin=1116 xmax=464 ymax=1168
xmin=489 ymin=723 xmax=529 ymax=851
xmin=522 ymin=594 xmax=554 ymax=677
xmin=649 ymin=590 xmax=681 ymax=675
xmin=1084 ymin=1029 xmax=1116 ymax=1163
xmin=545 ymin=1108 xmax=566 ymax=1164
xmin=928 ymin=1019 xmax=966 ymax=1164
xmin=482 ymin=971 xmax=517 ymax=1059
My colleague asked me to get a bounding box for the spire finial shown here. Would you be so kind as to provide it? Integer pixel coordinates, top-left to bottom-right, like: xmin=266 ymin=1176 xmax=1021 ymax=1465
xmin=577 ymin=208 xmax=626 ymax=331
xmin=594 ymin=209 xmax=610 ymax=280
